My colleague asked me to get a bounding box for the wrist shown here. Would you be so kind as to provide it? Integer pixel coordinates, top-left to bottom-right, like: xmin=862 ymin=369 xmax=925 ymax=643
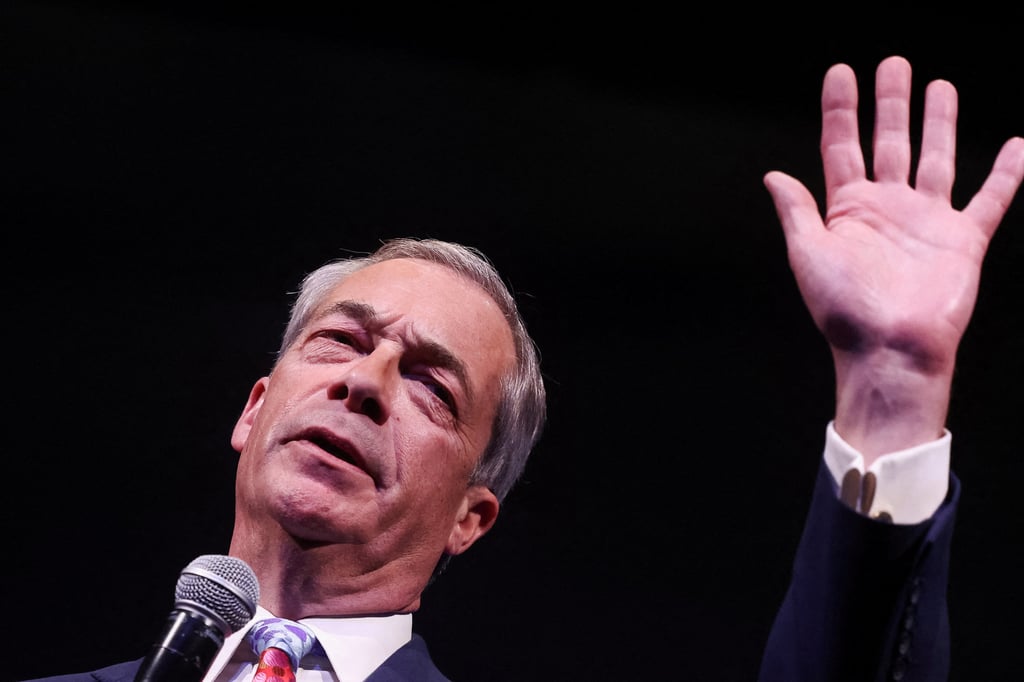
xmin=832 ymin=348 xmax=952 ymax=467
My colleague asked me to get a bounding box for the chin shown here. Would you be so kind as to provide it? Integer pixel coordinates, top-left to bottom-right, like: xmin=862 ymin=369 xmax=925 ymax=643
xmin=272 ymin=498 xmax=377 ymax=546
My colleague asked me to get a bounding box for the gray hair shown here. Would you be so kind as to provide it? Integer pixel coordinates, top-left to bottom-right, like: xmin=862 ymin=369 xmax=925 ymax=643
xmin=277 ymin=238 xmax=546 ymax=503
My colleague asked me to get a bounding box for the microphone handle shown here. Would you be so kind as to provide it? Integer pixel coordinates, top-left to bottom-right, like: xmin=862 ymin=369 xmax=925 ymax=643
xmin=134 ymin=607 xmax=226 ymax=682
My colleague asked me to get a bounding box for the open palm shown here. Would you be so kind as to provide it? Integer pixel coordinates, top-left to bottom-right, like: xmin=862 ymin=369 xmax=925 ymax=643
xmin=766 ymin=56 xmax=1024 ymax=374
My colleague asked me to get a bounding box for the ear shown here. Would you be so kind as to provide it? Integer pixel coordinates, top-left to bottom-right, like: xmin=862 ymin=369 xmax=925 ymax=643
xmin=230 ymin=377 xmax=269 ymax=453
xmin=445 ymin=485 xmax=500 ymax=556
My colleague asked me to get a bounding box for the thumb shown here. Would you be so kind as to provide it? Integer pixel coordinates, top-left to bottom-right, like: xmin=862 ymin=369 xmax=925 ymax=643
xmin=763 ymin=170 xmax=823 ymax=242
xmin=962 ymin=136 xmax=1024 ymax=241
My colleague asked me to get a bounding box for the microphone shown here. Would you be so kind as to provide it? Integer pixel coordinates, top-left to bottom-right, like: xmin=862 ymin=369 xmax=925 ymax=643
xmin=134 ymin=554 xmax=260 ymax=682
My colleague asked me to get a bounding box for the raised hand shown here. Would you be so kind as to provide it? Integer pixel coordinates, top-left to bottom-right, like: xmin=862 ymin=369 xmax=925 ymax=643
xmin=764 ymin=55 xmax=1024 ymax=461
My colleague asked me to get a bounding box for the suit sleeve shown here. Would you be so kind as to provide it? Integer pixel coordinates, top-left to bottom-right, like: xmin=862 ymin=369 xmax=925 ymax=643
xmin=758 ymin=462 xmax=959 ymax=682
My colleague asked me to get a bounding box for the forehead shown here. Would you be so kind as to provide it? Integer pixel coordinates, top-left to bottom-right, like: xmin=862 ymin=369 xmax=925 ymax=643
xmin=319 ymin=257 xmax=515 ymax=379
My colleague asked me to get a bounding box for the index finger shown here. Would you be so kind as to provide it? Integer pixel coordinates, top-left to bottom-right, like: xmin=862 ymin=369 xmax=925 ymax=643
xmin=820 ymin=62 xmax=867 ymax=202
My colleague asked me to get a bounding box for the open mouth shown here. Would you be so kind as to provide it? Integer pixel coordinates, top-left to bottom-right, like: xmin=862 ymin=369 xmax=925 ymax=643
xmin=293 ymin=427 xmax=368 ymax=475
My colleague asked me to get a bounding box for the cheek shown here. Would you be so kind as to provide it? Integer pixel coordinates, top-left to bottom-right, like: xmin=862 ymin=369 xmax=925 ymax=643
xmin=395 ymin=437 xmax=473 ymax=509
xmin=246 ymin=386 xmax=301 ymax=447
xmin=235 ymin=399 xmax=293 ymax=491
xmin=397 ymin=424 xmax=478 ymax=482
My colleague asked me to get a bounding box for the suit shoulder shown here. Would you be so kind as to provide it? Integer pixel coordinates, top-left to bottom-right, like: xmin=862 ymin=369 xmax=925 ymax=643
xmin=20 ymin=659 xmax=142 ymax=682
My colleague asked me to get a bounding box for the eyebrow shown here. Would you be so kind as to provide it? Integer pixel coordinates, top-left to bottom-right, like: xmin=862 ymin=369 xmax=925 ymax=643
xmin=319 ymin=300 xmax=474 ymax=404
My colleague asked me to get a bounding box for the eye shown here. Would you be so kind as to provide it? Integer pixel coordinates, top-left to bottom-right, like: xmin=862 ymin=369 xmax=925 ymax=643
xmin=326 ymin=330 xmax=357 ymax=346
xmin=302 ymin=329 xmax=366 ymax=363
xmin=407 ymin=373 xmax=457 ymax=414
xmin=426 ymin=380 xmax=455 ymax=410
xmin=316 ymin=329 xmax=366 ymax=353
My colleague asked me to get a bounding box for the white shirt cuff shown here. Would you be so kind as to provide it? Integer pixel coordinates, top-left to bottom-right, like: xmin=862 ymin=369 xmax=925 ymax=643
xmin=823 ymin=420 xmax=950 ymax=525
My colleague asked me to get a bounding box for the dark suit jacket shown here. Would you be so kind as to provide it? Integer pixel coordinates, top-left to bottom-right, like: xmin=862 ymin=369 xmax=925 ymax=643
xmin=758 ymin=462 xmax=959 ymax=682
xmin=21 ymin=633 xmax=450 ymax=682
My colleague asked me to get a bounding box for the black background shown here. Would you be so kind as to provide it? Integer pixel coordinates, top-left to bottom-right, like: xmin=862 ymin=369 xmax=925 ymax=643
xmin=5 ymin=4 xmax=1024 ymax=680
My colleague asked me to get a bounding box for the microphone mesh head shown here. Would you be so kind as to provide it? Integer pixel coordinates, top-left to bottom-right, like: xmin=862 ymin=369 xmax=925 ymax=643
xmin=175 ymin=554 xmax=260 ymax=632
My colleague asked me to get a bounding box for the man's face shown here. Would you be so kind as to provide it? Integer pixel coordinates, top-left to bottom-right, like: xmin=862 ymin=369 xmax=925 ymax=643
xmin=231 ymin=257 xmax=513 ymax=572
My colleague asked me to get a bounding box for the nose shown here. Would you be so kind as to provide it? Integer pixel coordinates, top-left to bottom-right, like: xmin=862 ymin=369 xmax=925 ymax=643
xmin=330 ymin=345 xmax=399 ymax=424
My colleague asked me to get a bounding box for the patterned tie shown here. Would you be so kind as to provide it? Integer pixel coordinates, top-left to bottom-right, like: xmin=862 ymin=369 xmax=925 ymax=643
xmin=247 ymin=617 xmax=320 ymax=682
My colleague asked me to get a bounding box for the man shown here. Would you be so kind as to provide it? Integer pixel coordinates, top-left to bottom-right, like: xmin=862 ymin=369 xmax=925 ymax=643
xmin=24 ymin=55 xmax=1023 ymax=681
xmin=30 ymin=238 xmax=546 ymax=682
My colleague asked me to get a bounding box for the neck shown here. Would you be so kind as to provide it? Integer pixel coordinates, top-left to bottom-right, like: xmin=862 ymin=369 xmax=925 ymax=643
xmin=228 ymin=522 xmax=431 ymax=620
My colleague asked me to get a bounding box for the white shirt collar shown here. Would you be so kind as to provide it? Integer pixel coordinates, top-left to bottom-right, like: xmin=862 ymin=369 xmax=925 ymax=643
xmin=204 ymin=605 xmax=413 ymax=681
